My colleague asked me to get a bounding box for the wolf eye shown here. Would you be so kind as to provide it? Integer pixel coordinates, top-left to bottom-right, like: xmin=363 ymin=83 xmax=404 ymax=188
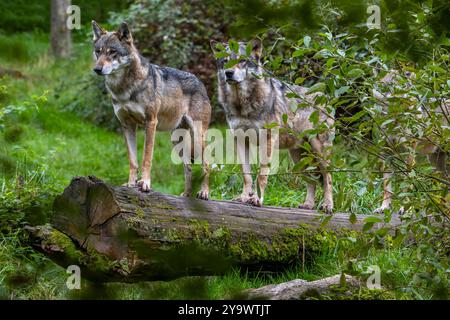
xmin=239 ymin=59 xmax=246 ymax=64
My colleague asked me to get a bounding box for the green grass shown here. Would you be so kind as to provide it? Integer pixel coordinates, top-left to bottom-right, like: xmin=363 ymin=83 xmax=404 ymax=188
xmin=0 ymin=32 xmax=49 ymax=65
xmin=0 ymin=32 xmax=444 ymax=300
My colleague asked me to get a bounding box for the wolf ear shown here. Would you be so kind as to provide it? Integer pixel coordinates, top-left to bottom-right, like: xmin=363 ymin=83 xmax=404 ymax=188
xmin=210 ymin=40 xmax=220 ymax=54
xmin=252 ymin=39 xmax=263 ymax=60
xmin=117 ymin=22 xmax=133 ymax=44
xmin=92 ymin=20 xmax=106 ymax=42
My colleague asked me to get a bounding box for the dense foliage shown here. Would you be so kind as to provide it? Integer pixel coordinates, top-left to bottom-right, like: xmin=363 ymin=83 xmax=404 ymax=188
xmin=216 ymin=0 xmax=449 ymax=297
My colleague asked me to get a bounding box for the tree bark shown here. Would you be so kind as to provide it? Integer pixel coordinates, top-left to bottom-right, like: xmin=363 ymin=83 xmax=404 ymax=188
xmin=26 ymin=176 xmax=401 ymax=282
xmin=51 ymin=0 xmax=71 ymax=58
xmin=244 ymin=274 xmax=362 ymax=300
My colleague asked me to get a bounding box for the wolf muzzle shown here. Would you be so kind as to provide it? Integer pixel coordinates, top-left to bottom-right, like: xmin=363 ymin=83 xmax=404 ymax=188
xmin=93 ymin=66 xmax=103 ymax=75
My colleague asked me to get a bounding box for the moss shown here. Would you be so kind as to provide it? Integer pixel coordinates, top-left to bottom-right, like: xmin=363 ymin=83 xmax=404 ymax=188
xmin=147 ymin=220 xmax=367 ymax=265
xmin=47 ymin=229 xmax=124 ymax=276
xmin=153 ymin=202 xmax=178 ymax=211
xmin=226 ymin=225 xmax=366 ymax=264
xmin=320 ymin=288 xmax=397 ymax=300
xmin=85 ymin=247 xmax=117 ymax=273
xmin=135 ymin=207 xmax=145 ymax=219
xmin=48 ymin=229 xmax=84 ymax=263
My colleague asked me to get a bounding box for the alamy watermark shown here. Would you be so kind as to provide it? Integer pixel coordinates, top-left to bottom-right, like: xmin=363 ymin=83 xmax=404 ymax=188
xmin=66 ymin=265 xmax=81 ymax=290
xmin=171 ymin=123 xmax=281 ymax=173
xmin=66 ymin=5 xmax=81 ymax=30
xmin=367 ymin=4 xmax=381 ymax=30
xmin=366 ymin=265 xmax=382 ymax=290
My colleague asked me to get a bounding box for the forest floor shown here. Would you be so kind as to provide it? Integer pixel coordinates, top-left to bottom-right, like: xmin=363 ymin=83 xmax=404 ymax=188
xmin=0 ymin=32 xmax=433 ymax=299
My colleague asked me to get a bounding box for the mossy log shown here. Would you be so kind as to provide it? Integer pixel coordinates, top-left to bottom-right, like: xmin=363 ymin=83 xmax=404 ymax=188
xmin=26 ymin=176 xmax=401 ymax=282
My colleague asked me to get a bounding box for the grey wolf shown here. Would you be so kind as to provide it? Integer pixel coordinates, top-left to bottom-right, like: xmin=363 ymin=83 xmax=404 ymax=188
xmin=372 ymin=70 xmax=448 ymax=213
xmin=92 ymin=21 xmax=211 ymax=198
xmin=211 ymin=40 xmax=335 ymax=213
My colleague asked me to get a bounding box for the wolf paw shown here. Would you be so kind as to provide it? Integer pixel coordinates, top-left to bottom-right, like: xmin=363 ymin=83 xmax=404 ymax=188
xmin=180 ymin=192 xmax=191 ymax=197
xmin=373 ymin=205 xmax=389 ymax=214
xmin=233 ymin=193 xmax=261 ymax=207
xmin=122 ymin=182 xmax=137 ymax=188
xmin=319 ymin=203 xmax=333 ymax=215
xmin=137 ymin=179 xmax=152 ymax=192
xmin=196 ymin=190 xmax=209 ymax=200
xmin=250 ymin=193 xmax=263 ymax=207
xmin=298 ymin=203 xmax=314 ymax=210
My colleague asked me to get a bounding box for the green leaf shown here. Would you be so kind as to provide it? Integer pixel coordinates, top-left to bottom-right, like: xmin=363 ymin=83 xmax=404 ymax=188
xmin=363 ymin=222 xmax=375 ymax=232
xmin=294 ymin=156 xmax=313 ymax=170
xmin=282 ymin=113 xmax=288 ymax=123
xmin=245 ymin=42 xmax=252 ymax=56
xmin=375 ymin=227 xmax=389 ymax=237
xmin=347 ymin=68 xmax=365 ymax=79
xmin=264 ymin=122 xmax=279 ymax=129
xmin=295 ymin=77 xmax=305 ymax=85
xmin=334 ymin=86 xmax=350 ymax=97
xmin=349 ymin=212 xmax=357 ymax=224
xmin=307 ymin=82 xmax=326 ymax=94
xmin=228 ymin=40 xmax=239 ymax=53
xmin=214 ymin=52 xmax=229 ymax=59
xmin=286 ymin=92 xmax=300 ymax=99
xmin=309 ymin=110 xmax=319 ymax=125
xmin=363 ymin=216 xmax=383 ymax=223
xmin=320 ymin=214 xmax=332 ymax=227
xmin=339 ymin=273 xmax=347 ymax=288
xmin=270 ymin=56 xmax=283 ymax=70
xmin=313 ymin=49 xmax=332 ymax=59
xmin=224 ymin=59 xmax=239 ymax=69
xmin=214 ymin=42 xmax=226 ymax=51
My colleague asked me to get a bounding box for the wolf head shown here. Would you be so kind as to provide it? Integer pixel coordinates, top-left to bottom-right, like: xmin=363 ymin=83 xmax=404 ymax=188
xmin=92 ymin=21 xmax=135 ymax=76
xmin=210 ymin=40 xmax=263 ymax=85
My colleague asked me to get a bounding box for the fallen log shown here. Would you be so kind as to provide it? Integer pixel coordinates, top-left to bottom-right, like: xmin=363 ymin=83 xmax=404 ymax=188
xmin=26 ymin=176 xmax=401 ymax=282
xmin=244 ymin=274 xmax=361 ymax=300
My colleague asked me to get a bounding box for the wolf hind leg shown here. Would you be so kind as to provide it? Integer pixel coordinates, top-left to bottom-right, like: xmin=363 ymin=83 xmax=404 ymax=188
xmin=289 ymin=148 xmax=316 ymax=210
xmin=183 ymin=114 xmax=210 ymax=200
xmin=309 ymin=137 xmax=334 ymax=214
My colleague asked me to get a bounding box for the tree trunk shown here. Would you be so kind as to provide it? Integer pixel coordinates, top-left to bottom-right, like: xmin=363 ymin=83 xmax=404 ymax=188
xmin=244 ymin=274 xmax=361 ymax=300
xmin=26 ymin=176 xmax=401 ymax=282
xmin=51 ymin=0 xmax=71 ymax=58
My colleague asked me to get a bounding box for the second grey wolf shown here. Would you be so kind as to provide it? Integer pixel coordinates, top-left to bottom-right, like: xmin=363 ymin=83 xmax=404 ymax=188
xmin=372 ymin=70 xmax=449 ymax=213
xmin=211 ymin=40 xmax=335 ymax=213
xmin=92 ymin=21 xmax=211 ymax=198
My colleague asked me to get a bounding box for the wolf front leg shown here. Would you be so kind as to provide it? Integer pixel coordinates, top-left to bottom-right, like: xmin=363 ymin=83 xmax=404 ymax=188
xmin=197 ymin=124 xmax=210 ymax=200
xmin=234 ymin=138 xmax=260 ymax=206
xmin=123 ymin=125 xmax=138 ymax=186
xmin=139 ymin=116 xmax=158 ymax=192
xmin=257 ymin=130 xmax=275 ymax=206
xmin=374 ymin=168 xmax=393 ymax=214
xmin=310 ymin=137 xmax=333 ymax=214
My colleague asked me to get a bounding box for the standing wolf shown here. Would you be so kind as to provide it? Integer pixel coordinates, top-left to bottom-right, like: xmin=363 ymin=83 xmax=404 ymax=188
xmin=92 ymin=21 xmax=211 ymax=199
xmin=211 ymin=40 xmax=335 ymax=213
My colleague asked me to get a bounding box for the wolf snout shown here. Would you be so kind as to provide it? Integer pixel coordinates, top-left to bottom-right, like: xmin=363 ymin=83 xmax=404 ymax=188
xmin=225 ymin=70 xmax=234 ymax=79
xmin=93 ymin=66 xmax=103 ymax=75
